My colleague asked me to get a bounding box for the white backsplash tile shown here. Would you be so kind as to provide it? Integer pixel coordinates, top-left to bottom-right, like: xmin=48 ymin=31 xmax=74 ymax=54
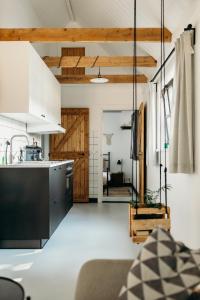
xmin=0 ymin=115 xmax=41 ymax=164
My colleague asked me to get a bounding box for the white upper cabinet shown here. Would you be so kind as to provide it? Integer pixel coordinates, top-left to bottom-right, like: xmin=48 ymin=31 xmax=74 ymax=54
xmin=29 ymin=43 xmax=45 ymax=122
xmin=0 ymin=42 xmax=63 ymax=132
xmin=43 ymin=64 xmax=61 ymax=125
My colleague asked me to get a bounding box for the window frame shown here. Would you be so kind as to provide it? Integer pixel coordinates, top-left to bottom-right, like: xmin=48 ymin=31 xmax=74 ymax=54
xmin=156 ymin=78 xmax=174 ymax=151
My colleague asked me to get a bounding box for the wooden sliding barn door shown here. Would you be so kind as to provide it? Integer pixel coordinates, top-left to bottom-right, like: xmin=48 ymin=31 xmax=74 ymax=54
xmin=50 ymin=108 xmax=89 ymax=203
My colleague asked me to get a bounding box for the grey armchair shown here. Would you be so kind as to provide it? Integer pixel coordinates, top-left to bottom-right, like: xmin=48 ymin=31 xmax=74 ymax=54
xmin=75 ymin=259 xmax=133 ymax=300
xmin=0 ymin=277 xmax=31 ymax=300
xmin=75 ymin=259 xmax=200 ymax=300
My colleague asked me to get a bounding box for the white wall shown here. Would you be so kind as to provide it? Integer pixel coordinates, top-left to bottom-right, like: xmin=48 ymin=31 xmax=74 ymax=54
xmin=61 ymin=83 xmax=148 ymax=200
xmin=0 ymin=0 xmax=46 ymax=161
xmin=103 ymin=111 xmax=132 ymax=182
xmin=0 ymin=0 xmax=47 ymax=56
xmin=0 ymin=116 xmax=41 ymax=164
xmin=147 ymin=19 xmax=200 ymax=249
xmin=0 ymin=0 xmax=41 ymax=27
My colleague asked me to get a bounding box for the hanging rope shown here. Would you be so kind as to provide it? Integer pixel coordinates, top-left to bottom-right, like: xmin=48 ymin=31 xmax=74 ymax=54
xmin=131 ymin=0 xmax=139 ymax=213
xmin=159 ymin=0 xmax=163 ymax=207
xmin=131 ymin=0 xmax=138 ymax=213
xmin=162 ymin=0 xmax=168 ymax=216
xmin=134 ymin=0 xmax=138 ymax=212
xmin=160 ymin=0 xmax=168 ymax=215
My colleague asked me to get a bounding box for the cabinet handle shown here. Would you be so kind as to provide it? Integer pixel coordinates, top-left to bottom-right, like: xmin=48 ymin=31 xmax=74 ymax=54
xmin=54 ymin=168 xmax=57 ymax=171
xmin=41 ymin=114 xmax=46 ymax=118
xmin=58 ymin=123 xmax=61 ymax=126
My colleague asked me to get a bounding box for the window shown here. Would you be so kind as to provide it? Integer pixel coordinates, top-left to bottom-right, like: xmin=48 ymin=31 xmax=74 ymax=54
xmin=162 ymin=79 xmax=173 ymax=145
xmin=156 ymin=79 xmax=174 ymax=151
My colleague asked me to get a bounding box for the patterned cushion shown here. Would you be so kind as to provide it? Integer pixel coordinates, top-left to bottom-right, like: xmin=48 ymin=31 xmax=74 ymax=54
xmin=118 ymin=228 xmax=200 ymax=300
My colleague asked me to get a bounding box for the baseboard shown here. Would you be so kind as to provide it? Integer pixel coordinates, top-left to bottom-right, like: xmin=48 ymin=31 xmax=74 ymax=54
xmin=102 ymin=200 xmax=130 ymax=204
xmin=89 ymin=198 xmax=98 ymax=203
xmin=108 ymin=183 xmax=132 ymax=188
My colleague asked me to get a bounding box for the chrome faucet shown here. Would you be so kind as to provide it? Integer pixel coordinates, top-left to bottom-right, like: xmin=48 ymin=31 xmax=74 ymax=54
xmin=10 ymin=135 xmax=29 ymax=164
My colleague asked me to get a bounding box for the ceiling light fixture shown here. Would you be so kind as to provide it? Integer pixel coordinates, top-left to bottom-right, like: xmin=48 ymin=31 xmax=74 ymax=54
xmin=90 ymin=67 xmax=109 ymax=84
xmin=65 ymin=0 xmax=75 ymax=22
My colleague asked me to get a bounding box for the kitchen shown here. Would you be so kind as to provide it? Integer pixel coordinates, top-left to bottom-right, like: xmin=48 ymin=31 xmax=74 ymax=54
xmin=0 ymin=41 xmax=74 ymax=249
xmin=2 ymin=1 xmax=200 ymax=300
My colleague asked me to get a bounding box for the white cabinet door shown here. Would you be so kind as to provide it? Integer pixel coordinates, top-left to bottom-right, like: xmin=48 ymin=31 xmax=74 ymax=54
xmin=43 ymin=67 xmax=61 ymax=125
xmin=0 ymin=42 xmax=29 ymax=114
xmin=0 ymin=42 xmax=62 ymax=131
xmin=50 ymin=76 xmax=61 ymax=125
xmin=29 ymin=45 xmax=61 ymax=124
xmin=29 ymin=45 xmax=46 ymax=122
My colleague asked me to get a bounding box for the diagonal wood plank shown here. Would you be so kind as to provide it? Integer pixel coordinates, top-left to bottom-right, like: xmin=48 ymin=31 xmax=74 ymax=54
xmin=55 ymin=114 xmax=84 ymax=152
xmin=73 ymin=158 xmax=84 ymax=171
xmin=0 ymin=28 xmax=172 ymax=42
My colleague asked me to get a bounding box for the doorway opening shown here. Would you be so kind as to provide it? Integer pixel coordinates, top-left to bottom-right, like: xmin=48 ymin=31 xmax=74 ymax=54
xmin=102 ymin=110 xmax=132 ymax=202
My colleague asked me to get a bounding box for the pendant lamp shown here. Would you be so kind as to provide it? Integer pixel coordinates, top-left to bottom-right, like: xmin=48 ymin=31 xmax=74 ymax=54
xmin=90 ymin=67 xmax=109 ymax=84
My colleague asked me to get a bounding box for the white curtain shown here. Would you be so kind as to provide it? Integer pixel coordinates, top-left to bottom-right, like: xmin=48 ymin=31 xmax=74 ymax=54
xmin=169 ymin=31 xmax=194 ymax=174
xmin=146 ymin=83 xmax=157 ymax=166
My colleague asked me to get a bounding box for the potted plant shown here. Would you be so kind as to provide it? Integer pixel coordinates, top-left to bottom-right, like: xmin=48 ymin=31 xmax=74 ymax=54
xmin=130 ymin=184 xmax=172 ymax=208
xmin=144 ymin=184 xmax=172 ymax=208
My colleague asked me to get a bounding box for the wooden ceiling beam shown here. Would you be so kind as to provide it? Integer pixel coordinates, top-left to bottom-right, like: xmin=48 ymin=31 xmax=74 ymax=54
xmin=55 ymin=74 xmax=148 ymax=84
xmin=43 ymin=55 xmax=157 ymax=68
xmin=0 ymin=28 xmax=172 ymax=42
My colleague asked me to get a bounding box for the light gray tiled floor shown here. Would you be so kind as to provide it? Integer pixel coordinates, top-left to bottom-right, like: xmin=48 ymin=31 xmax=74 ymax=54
xmin=0 ymin=203 xmax=140 ymax=300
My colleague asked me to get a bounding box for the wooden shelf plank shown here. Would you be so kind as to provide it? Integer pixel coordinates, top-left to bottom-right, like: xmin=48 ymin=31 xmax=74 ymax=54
xmin=130 ymin=206 xmax=170 ymax=215
xmin=0 ymin=28 xmax=172 ymax=42
xmin=132 ymin=219 xmax=170 ymax=231
xmin=132 ymin=235 xmax=147 ymax=243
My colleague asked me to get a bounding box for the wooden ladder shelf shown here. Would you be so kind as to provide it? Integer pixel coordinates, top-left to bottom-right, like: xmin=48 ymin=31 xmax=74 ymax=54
xmin=129 ymin=101 xmax=171 ymax=244
xmin=129 ymin=204 xmax=171 ymax=243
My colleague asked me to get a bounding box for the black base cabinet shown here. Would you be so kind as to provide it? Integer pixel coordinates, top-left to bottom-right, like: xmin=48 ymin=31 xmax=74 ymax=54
xmin=0 ymin=163 xmax=73 ymax=249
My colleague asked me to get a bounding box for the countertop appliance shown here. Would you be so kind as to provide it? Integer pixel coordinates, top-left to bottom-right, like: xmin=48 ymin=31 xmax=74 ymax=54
xmin=24 ymin=143 xmax=43 ymax=161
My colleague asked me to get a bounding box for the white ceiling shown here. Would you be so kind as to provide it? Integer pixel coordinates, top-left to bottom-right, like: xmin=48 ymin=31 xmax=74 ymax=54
xmin=30 ymin=0 xmax=200 ymax=80
xmin=30 ymin=0 xmax=199 ymax=29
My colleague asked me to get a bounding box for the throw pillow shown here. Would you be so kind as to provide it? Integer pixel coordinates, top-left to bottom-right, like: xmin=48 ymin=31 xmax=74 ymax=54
xmin=118 ymin=228 xmax=200 ymax=300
